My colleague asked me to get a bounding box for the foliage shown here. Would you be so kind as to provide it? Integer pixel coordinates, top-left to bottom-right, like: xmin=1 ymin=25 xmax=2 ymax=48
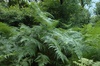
xmin=74 ymin=58 xmax=100 ymax=66
xmin=0 ymin=0 xmax=100 ymax=66
xmin=0 ymin=2 xmax=84 ymax=66
xmin=8 ymin=0 xmax=29 ymax=7
xmin=0 ymin=24 xmax=84 ymax=66
xmin=0 ymin=22 xmax=13 ymax=36
xmin=30 ymin=2 xmax=58 ymax=28
xmin=72 ymin=23 xmax=100 ymax=61
xmin=0 ymin=3 xmax=36 ymax=26
xmin=95 ymin=2 xmax=100 ymax=15
xmin=41 ymin=0 xmax=90 ymax=28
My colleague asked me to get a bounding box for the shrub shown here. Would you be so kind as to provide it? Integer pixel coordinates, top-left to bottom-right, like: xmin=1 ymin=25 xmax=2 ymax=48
xmin=0 ymin=3 xmax=37 ymax=27
xmin=0 ymin=22 xmax=13 ymax=36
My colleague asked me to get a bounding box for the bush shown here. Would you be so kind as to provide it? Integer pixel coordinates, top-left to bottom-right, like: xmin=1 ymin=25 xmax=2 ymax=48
xmin=0 ymin=3 xmax=38 ymax=27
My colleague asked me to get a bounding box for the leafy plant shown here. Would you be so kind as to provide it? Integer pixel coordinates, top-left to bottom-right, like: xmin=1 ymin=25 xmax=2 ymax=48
xmin=0 ymin=3 xmax=36 ymax=27
xmin=0 ymin=2 xmax=85 ymax=66
xmin=0 ymin=22 xmax=13 ymax=36
xmin=41 ymin=0 xmax=90 ymax=28
xmin=74 ymin=58 xmax=100 ymax=66
xmin=0 ymin=1 xmax=100 ymax=66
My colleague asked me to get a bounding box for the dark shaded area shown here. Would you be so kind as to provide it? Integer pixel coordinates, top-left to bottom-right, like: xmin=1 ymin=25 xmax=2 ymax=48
xmin=31 ymin=61 xmax=38 ymax=66
xmin=60 ymin=0 xmax=63 ymax=4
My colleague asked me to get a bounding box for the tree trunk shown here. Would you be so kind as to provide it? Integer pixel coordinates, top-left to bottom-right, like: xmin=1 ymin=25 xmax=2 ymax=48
xmin=80 ymin=0 xmax=85 ymax=7
xmin=60 ymin=0 xmax=63 ymax=4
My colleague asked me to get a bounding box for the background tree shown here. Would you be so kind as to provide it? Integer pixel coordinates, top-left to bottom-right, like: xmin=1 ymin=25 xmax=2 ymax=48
xmin=79 ymin=0 xmax=92 ymax=8
xmin=41 ymin=0 xmax=91 ymax=28
xmin=95 ymin=2 xmax=100 ymax=15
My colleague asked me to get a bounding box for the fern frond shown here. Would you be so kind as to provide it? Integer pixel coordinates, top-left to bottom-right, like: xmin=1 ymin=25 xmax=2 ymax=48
xmin=0 ymin=22 xmax=13 ymax=36
xmin=35 ymin=53 xmax=50 ymax=66
xmin=30 ymin=2 xmax=58 ymax=29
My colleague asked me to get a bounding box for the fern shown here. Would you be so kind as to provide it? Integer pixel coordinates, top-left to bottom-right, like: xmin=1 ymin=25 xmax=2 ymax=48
xmin=29 ymin=2 xmax=58 ymax=29
xmin=0 ymin=2 xmax=83 ymax=66
xmin=1 ymin=1 xmax=100 ymax=66
xmin=74 ymin=58 xmax=100 ymax=66
xmin=0 ymin=22 xmax=13 ymax=36
xmin=0 ymin=23 xmax=84 ymax=65
xmin=42 ymin=28 xmax=83 ymax=65
xmin=72 ymin=23 xmax=100 ymax=61
xmin=35 ymin=53 xmax=50 ymax=66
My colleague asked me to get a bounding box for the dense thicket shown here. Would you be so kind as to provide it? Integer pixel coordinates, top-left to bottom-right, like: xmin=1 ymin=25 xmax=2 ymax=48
xmin=41 ymin=0 xmax=90 ymax=28
xmin=0 ymin=0 xmax=100 ymax=66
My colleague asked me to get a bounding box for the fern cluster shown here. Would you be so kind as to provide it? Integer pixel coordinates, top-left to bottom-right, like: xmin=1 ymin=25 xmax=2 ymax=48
xmin=0 ymin=2 xmax=84 ymax=66
xmin=0 ymin=1 xmax=100 ymax=66
xmin=74 ymin=58 xmax=100 ymax=66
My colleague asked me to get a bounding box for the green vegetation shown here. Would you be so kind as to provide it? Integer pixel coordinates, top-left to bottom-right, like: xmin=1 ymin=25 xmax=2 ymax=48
xmin=0 ymin=0 xmax=100 ymax=66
